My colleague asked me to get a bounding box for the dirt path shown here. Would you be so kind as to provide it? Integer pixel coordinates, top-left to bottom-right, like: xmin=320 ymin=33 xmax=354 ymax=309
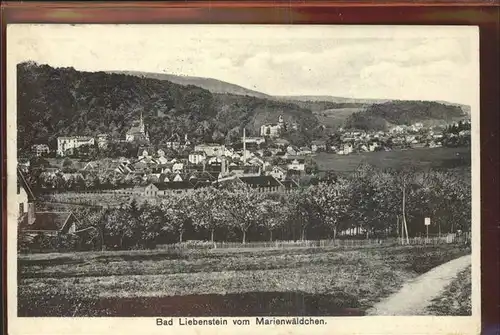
xmin=366 ymin=255 xmax=471 ymax=316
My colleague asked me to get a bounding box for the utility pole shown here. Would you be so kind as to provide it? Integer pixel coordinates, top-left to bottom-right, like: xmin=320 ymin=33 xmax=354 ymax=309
xmin=402 ymin=185 xmax=409 ymax=245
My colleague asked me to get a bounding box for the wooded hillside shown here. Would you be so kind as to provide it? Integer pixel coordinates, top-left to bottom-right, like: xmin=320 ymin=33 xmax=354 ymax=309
xmin=17 ymin=62 xmax=320 ymax=151
xmin=345 ymin=101 xmax=467 ymax=131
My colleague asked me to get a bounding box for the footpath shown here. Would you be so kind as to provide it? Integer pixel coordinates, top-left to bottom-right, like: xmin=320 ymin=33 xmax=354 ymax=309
xmin=365 ymin=255 xmax=471 ymax=315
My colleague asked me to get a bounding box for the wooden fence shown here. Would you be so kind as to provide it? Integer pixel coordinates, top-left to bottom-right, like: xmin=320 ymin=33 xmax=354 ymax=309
xmin=158 ymin=234 xmax=471 ymax=251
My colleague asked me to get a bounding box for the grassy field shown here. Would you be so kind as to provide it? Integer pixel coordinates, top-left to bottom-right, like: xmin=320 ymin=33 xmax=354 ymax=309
xmin=314 ymin=107 xmax=365 ymax=129
xmin=426 ymin=265 xmax=472 ymax=316
xmin=18 ymin=244 xmax=470 ymax=316
xmin=314 ymin=147 xmax=471 ymax=173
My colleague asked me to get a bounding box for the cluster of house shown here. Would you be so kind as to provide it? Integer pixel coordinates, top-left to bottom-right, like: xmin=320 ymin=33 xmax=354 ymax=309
xmin=24 ymin=114 xmax=316 ymax=195
xmin=26 ymin=113 xmax=473 ymax=198
xmin=331 ymin=119 xmax=471 ymax=155
xmin=63 ymin=135 xmax=305 ymax=195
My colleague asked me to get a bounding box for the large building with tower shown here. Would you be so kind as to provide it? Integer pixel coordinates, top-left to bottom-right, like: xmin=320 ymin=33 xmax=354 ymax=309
xmin=260 ymin=115 xmax=285 ymax=138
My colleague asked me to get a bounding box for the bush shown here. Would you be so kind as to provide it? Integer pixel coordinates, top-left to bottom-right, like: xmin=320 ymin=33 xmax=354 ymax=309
xmin=18 ymin=232 xmax=81 ymax=253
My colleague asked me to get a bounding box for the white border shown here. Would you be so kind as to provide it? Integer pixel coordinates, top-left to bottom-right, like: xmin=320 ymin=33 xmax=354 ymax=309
xmin=6 ymin=24 xmax=481 ymax=335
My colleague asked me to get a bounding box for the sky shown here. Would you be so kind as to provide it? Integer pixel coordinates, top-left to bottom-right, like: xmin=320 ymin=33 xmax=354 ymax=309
xmin=7 ymin=24 xmax=479 ymax=105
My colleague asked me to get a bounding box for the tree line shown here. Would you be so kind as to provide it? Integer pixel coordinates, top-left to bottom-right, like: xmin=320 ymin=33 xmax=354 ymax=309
xmin=18 ymin=165 xmax=471 ymax=252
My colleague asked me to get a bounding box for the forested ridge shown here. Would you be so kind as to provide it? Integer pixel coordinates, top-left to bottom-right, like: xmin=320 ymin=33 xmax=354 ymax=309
xmin=345 ymin=101 xmax=467 ymax=131
xmin=17 ymin=62 xmax=319 ymax=151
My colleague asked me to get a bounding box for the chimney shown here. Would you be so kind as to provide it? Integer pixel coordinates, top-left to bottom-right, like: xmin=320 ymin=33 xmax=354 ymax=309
xmin=27 ymin=202 xmax=36 ymax=225
xmin=221 ymin=157 xmax=226 ymax=176
xmin=243 ymin=128 xmax=247 ymax=166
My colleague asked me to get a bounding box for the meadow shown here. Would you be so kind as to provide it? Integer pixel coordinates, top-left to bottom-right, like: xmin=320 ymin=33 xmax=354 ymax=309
xmin=18 ymin=244 xmax=470 ymax=317
xmin=314 ymin=147 xmax=471 ymax=174
xmin=313 ymin=107 xmax=365 ymax=129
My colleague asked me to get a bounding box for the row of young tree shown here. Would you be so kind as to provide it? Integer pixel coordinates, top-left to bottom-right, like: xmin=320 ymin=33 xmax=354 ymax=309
xmin=27 ymin=169 xmax=147 ymax=192
xmin=29 ymin=164 xmax=470 ymax=251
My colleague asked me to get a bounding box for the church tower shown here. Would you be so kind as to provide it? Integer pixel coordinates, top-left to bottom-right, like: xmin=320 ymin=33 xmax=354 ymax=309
xmin=278 ymin=114 xmax=284 ymax=126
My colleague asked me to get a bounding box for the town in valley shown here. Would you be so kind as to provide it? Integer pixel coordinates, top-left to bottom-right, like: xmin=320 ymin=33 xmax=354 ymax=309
xmin=14 ymin=27 xmax=475 ymax=319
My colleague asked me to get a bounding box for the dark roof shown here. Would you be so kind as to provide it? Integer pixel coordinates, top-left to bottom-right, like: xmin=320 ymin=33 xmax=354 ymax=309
xmin=238 ymin=175 xmax=283 ymax=187
xmin=199 ymin=171 xmax=217 ymax=180
xmin=20 ymin=212 xmax=74 ymax=232
xmin=193 ymin=180 xmax=212 ymax=189
xmin=284 ymin=156 xmax=307 ymax=162
xmin=281 ymin=179 xmax=300 ymax=189
xmin=151 ymin=181 xmax=194 ymax=190
xmin=205 ymin=165 xmax=222 ymax=173
xmin=17 ymin=168 xmax=35 ymax=201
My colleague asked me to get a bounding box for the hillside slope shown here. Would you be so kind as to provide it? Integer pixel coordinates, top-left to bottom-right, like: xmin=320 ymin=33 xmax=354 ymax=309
xmin=110 ymin=71 xmax=470 ymax=127
xmin=344 ymin=101 xmax=467 ymax=131
xmin=17 ymin=62 xmax=319 ymax=151
xmin=275 ymin=95 xmax=389 ymax=104
xmin=109 ymin=71 xmax=271 ymax=99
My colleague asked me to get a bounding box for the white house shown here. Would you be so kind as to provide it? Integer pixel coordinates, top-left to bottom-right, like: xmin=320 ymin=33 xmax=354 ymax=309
xmin=194 ymin=144 xmax=226 ymax=157
xmin=157 ymin=156 xmax=169 ymax=164
xmin=369 ymin=142 xmax=380 ymax=152
xmin=343 ymin=143 xmax=354 ymax=155
xmin=138 ymin=149 xmax=151 ymax=159
xmin=189 ymin=151 xmax=207 ymax=164
xmin=243 ymin=137 xmax=266 ymax=145
xmin=96 ymin=134 xmax=110 ymax=149
xmin=31 ymin=144 xmax=50 ymax=157
xmin=172 ymin=162 xmax=184 ymax=173
xmin=173 ymin=173 xmax=184 ymax=182
xmin=287 ymin=158 xmax=306 ymax=171
xmin=57 ymin=136 xmax=95 ymax=156
xmin=269 ymin=166 xmax=287 ymax=180
xmin=286 ymin=146 xmax=299 ymax=156
xmin=17 ymin=169 xmax=35 ymax=217
xmin=298 ymin=147 xmax=312 ymax=155
xmin=311 ymin=140 xmax=326 ymax=152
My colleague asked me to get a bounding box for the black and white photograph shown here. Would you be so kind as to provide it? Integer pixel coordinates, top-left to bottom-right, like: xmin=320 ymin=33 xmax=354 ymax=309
xmin=7 ymin=24 xmax=480 ymax=334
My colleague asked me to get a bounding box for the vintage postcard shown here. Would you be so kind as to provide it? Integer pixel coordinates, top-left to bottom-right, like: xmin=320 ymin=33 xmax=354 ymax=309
xmin=6 ymin=24 xmax=480 ymax=335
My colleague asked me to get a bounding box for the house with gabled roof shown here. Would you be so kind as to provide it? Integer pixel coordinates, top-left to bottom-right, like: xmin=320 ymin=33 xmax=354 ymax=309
xmin=268 ymin=166 xmax=287 ymax=181
xmin=144 ymin=181 xmax=195 ymax=197
xmin=189 ymin=151 xmax=207 ymax=165
xmin=214 ymin=175 xmax=296 ymax=193
xmin=311 ymin=140 xmax=327 ymax=152
xmin=19 ymin=211 xmax=81 ymax=236
xmin=17 ymin=168 xmax=35 ymax=218
xmin=281 ymin=179 xmax=300 ymax=193
xmin=157 ymin=155 xmax=170 ymax=165
xmin=17 ymin=169 xmax=96 ymax=241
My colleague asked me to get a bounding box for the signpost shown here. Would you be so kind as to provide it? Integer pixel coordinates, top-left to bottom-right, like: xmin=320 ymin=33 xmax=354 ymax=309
xmin=425 ymin=217 xmax=431 ymax=243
